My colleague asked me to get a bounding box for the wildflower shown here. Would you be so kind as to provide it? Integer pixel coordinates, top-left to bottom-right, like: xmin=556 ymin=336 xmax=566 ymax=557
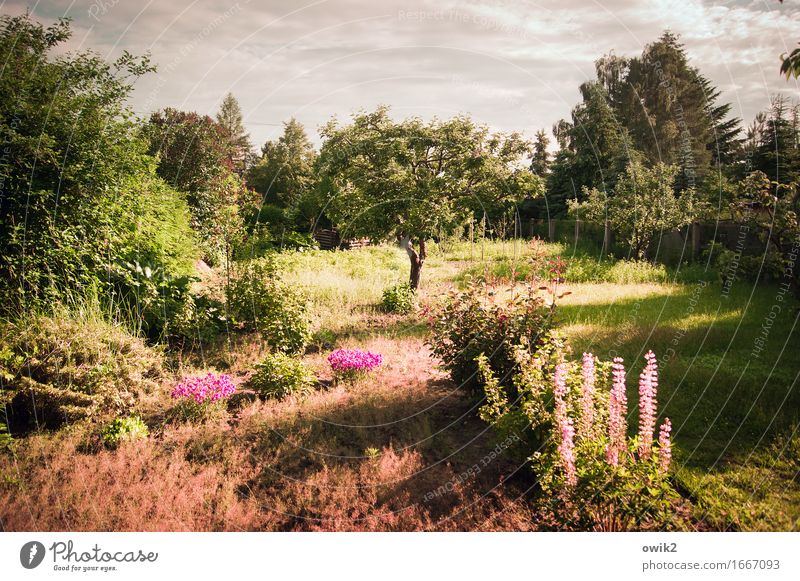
xmin=638 ymin=351 xmax=658 ymax=459
xmin=559 ymin=417 xmax=577 ymax=487
xmin=553 ymin=362 xmax=576 ymax=485
xmin=171 ymin=373 xmax=236 ymax=404
xmin=658 ymin=418 xmax=672 ymax=473
xmin=578 ymin=352 xmax=596 ymax=440
xmin=606 ymin=357 xmax=627 ymax=467
xmin=327 ymin=349 xmax=383 ymax=375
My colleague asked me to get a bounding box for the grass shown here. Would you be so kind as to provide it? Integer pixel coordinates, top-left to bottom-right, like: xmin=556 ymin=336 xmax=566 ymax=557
xmin=1 ymin=238 xmax=798 ymax=531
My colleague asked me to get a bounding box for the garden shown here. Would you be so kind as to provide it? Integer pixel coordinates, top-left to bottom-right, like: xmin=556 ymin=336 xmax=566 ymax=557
xmin=1 ymin=13 xmax=798 ymax=532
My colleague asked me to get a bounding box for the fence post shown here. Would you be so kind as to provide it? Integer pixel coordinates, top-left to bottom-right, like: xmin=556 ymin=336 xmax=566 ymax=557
xmin=575 ymin=219 xmax=581 ymax=247
xmin=691 ymin=222 xmax=701 ymax=261
xmin=603 ymin=219 xmax=613 ymax=255
xmin=548 ymin=220 xmax=556 ymax=242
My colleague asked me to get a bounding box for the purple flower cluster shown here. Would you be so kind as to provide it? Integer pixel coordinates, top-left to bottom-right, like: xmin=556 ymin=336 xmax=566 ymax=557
xmin=327 ymin=349 xmax=383 ymax=374
xmin=171 ymin=373 xmax=236 ymax=404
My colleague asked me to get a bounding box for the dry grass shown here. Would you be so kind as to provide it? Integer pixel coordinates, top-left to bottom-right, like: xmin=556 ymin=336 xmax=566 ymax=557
xmin=0 ymin=335 xmax=535 ymax=531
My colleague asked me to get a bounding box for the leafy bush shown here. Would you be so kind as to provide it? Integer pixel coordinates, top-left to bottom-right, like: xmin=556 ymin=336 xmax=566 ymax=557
xmin=427 ymin=282 xmax=554 ymax=393
xmin=381 ymin=283 xmax=416 ymax=314
xmin=481 ymin=348 xmax=681 ymax=530
xmin=249 ymin=353 xmax=316 ymax=399
xmin=0 ymin=419 xmax=12 ymax=453
xmin=101 ymin=416 xmax=149 ymax=449
xmin=170 ymin=373 xmax=236 ymax=422
xmin=0 ymin=312 xmax=164 ymax=431
xmin=327 ymin=349 xmax=383 ymax=383
xmin=226 ymin=258 xmax=311 ymax=354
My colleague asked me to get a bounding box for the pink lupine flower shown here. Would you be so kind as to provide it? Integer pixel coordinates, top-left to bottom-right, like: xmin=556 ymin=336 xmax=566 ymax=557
xmin=658 ymin=418 xmax=672 ymax=472
xmin=638 ymin=351 xmax=658 ymax=459
xmin=171 ymin=373 xmax=236 ymax=404
xmin=559 ymin=417 xmax=578 ymax=487
xmin=578 ymin=352 xmax=596 ymax=440
xmin=552 ymin=362 xmax=576 ymax=485
xmin=606 ymin=357 xmax=627 ymax=467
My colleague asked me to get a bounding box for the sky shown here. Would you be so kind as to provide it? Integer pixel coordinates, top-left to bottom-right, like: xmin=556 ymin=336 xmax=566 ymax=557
xmin=8 ymin=0 xmax=800 ymax=149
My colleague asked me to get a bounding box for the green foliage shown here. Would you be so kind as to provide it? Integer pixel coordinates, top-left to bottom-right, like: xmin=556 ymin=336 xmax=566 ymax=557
xmin=101 ymin=416 xmax=149 ymax=449
xmin=0 ymin=419 xmax=12 ymax=453
xmin=571 ymin=161 xmax=708 ymax=259
xmin=319 ymin=106 xmax=541 ymax=287
xmin=145 ymin=108 xmax=250 ymax=265
xmin=226 ymin=258 xmax=311 ymax=354
xmin=533 ymin=437 xmax=679 ymax=530
xmin=727 ymin=170 xmax=800 ymax=295
xmin=0 ymin=311 xmax=163 ymax=431
xmin=216 ymin=92 xmax=254 ymax=177
xmin=381 ymin=283 xmax=416 ymax=314
xmin=0 ymin=14 xmax=206 ymax=310
xmin=247 ymin=118 xmax=319 ymax=228
xmin=249 ymin=353 xmax=316 ymax=400
xmin=427 ymin=282 xmax=554 ymax=393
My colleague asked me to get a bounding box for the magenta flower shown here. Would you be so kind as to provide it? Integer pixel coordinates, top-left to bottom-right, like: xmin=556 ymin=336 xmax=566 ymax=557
xmin=552 ymin=361 xmax=576 ymax=485
xmin=171 ymin=373 xmax=236 ymax=404
xmin=328 ymin=349 xmax=383 ymax=374
xmin=658 ymin=418 xmax=672 ymax=472
xmin=578 ymin=352 xmax=596 ymax=440
xmin=638 ymin=351 xmax=659 ymax=459
xmin=606 ymin=357 xmax=628 ymax=467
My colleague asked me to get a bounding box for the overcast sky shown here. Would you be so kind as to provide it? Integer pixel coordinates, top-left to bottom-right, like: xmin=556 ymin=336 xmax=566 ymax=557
xmin=8 ymin=0 xmax=800 ymax=149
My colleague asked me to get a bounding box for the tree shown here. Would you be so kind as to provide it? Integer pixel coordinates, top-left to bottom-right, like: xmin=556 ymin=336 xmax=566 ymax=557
xmin=247 ymin=118 xmax=319 ymax=228
xmin=598 ymin=32 xmax=740 ymax=188
xmin=216 ymin=92 xmax=253 ymax=176
xmin=530 ymin=129 xmax=551 ymax=176
xmin=570 ymin=161 xmax=707 ymax=259
xmin=741 ymin=96 xmax=800 ymax=185
xmin=145 ymin=108 xmax=248 ymax=264
xmin=546 ymin=82 xmax=638 ymax=217
xmin=729 ymin=171 xmax=800 ymax=295
xmin=0 ymin=13 xmax=196 ymax=307
xmin=319 ymin=107 xmax=537 ymax=289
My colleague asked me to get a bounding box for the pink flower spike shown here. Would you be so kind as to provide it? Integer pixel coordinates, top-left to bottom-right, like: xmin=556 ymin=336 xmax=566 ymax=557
xmin=606 ymin=357 xmax=627 ymax=467
xmin=658 ymin=418 xmax=672 ymax=473
xmin=578 ymin=352 xmax=596 ymax=440
xmin=638 ymin=351 xmax=658 ymax=459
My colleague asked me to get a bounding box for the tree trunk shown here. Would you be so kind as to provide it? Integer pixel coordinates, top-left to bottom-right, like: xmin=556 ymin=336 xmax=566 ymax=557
xmin=400 ymin=236 xmax=426 ymax=290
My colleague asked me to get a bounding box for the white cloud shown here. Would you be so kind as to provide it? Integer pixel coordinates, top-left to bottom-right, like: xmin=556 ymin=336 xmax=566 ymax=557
xmin=7 ymin=0 xmax=800 ymax=147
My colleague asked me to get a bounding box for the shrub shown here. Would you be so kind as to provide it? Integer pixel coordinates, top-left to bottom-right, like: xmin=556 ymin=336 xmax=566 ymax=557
xmin=170 ymin=373 xmax=236 ymax=422
xmin=101 ymin=416 xmax=149 ymax=449
xmin=381 ymin=283 xmax=416 ymax=314
xmin=328 ymin=349 xmax=383 ymax=383
xmin=0 ymin=312 xmax=164 ymax=432
xmin=0 ymin=419 xmax=12 ymax=453
xmin=226 ymin=258 xmax=311 ymax=354
xmin=250 ymin=353 xmax=316 ymax=399
xmin=427 ymin=282 xmax=554 ymax=393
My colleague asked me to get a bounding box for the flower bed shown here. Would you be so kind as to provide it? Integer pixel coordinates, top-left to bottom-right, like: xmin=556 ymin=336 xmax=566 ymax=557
xmin=327 ymin=349 xmax=383 ymax=383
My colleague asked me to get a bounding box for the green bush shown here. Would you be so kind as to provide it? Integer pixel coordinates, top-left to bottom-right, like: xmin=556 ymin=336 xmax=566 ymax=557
xmin=0 ymin=312 xmax=164 ymax=431
xmin=226 ymin=258 xmax=311 ymax=354
xmin=249 ymin=353 xmax=316 ymax=399
xmin=381 ymin=283 xmax=416 ymax=314
xmin=101 ymin=416 xmax=149 ymax=449
xmin=480 ymin=349 xmax=681 ymax=530
xmin=427 ymin=282 xmax=554 ymax=393
xmin=0 ymin=419 xmax=12 ymax=453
